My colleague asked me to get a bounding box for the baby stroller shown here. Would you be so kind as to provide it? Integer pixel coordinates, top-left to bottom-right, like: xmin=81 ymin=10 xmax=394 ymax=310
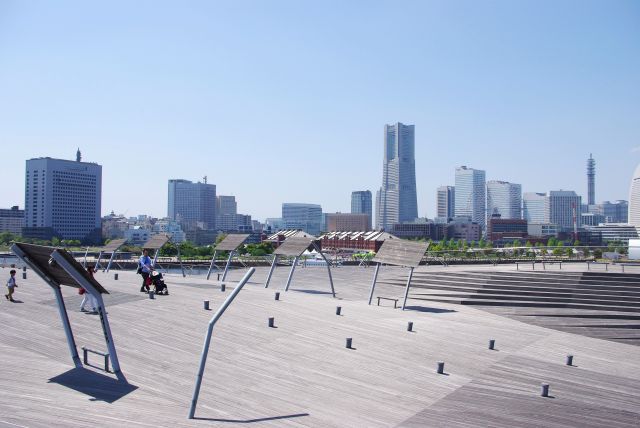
xmin=150 ymin=270 xmax=169 ymax=295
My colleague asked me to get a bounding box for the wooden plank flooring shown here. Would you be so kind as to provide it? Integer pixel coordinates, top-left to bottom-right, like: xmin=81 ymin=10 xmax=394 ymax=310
xmin=0 ymin=264 xmax=639 ymax=427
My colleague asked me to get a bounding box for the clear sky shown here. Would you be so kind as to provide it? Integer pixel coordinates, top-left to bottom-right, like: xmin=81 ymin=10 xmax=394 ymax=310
xmin=1 ymin=0 xmax=638 ymax=222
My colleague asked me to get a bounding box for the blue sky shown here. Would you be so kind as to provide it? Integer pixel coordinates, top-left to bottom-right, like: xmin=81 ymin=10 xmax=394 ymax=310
xmin=1 ymin=0 xmax=638 ymax=222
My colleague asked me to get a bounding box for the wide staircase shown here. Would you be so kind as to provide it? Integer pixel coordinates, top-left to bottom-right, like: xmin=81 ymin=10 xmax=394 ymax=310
xmin=385 ymin=269 xmax=640 ymax=345
xmin=404 ymin=270 xmax=640 ymax=313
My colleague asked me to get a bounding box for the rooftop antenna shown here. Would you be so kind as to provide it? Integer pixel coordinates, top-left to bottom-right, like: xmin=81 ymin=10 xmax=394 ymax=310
xmin=76 ymin=148 xmax=81 ymax=162
xmin=203 ymin=175 xmax=207 ymax=184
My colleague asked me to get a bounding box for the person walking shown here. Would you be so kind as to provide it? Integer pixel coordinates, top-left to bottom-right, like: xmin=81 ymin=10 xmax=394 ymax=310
xmin=5 ymin=269 xmax=17 ymax=302
xmin=139 ymin=249 xmax=153 ymax=292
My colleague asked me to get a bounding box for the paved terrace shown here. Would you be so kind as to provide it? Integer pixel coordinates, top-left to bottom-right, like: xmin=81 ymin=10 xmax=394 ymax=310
xmin=0 ymin=263 xmax=639 ymax=427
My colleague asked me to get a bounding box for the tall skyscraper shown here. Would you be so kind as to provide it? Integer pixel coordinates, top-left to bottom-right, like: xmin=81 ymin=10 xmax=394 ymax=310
xmin=549 ymin=190 xmax=582 ymax=232
xmin=454 ymin=166 xmax=486 ymax=229
xmin=587 ymin=154 xmax=596 ymax=206
xmin=523 ymin=192 xmax=549 ymax=223
xmin=437 ymin=186 xmax=455 ymax=219
xmin=486 ymin=180 xmax=522 ymax=219
xmin=629 ymin=164 xmax=640 ymax=227
xmin=351 ymin=190 xmax=372 ymax=230
xmin=23 ymin=155 xmax=102 ymax=243
xmin=375 ymin=122 xmax=418 ymax=230
xmin=168 ymin=179 xmax=216 ymax=232
xmin=282 ymin=203 xmax=322 ymax=235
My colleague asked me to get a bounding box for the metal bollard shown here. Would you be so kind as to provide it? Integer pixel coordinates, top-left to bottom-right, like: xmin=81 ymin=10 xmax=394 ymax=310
xmin=489 ymin=339 xmax=495 ymax=350
xmin=220 ymin=283 xmax=226 ymax=292
xmin=541 ymin=383 xmax=550 ymax=397
xmin=268 ymin=317 xmax=275 ymax=328
xmin=346 ymin=338 xmax=353 ymax=349
xmin=437 ymin=361 xmax=445 ymax=374
xmin=407 ymin=321 xmax=413 ymax=332
xmin=149 ymin=291 xmax=155 ymax=299
xmin=566 ymin=355 xmax=574 ymax=366
xmin=275 ymin=292 xmax=280 ymax=301
xmin=23 ymin=266 xmax=26 ymax=272
xmin=22 ymin=272 xmax=27 ymax=279
xmin=114 ymin=273 xmax=119 ymax=280
xmin=336 ymin=306 xmax=342 ymax=316
xmin=204 ymin=300 xmax=210 ymax=310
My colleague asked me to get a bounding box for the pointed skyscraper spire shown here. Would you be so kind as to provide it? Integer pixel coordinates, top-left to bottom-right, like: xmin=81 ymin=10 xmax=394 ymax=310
xmin=76 ymin=148 xmax=82 ymax=162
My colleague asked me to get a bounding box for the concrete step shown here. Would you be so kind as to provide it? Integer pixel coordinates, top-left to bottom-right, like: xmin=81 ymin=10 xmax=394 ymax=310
xmin=409 ymin=296 xmax=640 ymax=313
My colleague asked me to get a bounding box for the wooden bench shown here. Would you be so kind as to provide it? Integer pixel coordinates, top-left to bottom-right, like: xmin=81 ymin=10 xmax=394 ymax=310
xmin=82 ymin=346 xmax=110 ymax=372
xmin=376 ymin=297 xmax=399 ymax=308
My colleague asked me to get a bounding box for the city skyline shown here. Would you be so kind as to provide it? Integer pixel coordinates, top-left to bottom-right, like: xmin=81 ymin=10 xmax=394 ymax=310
xmin=0 ymin=1 xmax=638 ymax=221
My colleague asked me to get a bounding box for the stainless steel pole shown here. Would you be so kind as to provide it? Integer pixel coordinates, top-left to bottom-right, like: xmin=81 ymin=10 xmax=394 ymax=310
xmin=189 ymin=268 xmax=255 ymax=419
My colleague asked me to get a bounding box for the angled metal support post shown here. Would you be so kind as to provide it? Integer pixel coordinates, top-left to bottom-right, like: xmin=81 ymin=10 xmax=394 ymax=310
xmin=189 ymin=267 xmax=255 ymax=419
xmin=105 ymin=251 xmax=117 ymax=273
xmin=94 ymin=250 xmax=104 ymax=270
xmin=51 ymin=250 xmax=126 ymax=382
xmin=313 ymin=242 xmax=335 ymax=297
xmin=221 ymin=250 xmax=235 ymax=282
xmin=264 ymin=254 xmax=278 ymax=288
xmin=83 ymin=247 xmax=89 ymax=268
xmin=177 ymin=243 xmax=185 ymax=277
xmin=206 ymin=250 xmax=218 ymax=280
xmin=367 ymin=263 xmax=381 ymax=305
xmin=152 ymin=248 xmax=160 ymax=266
xmin=401 ymin=267 xmax=415 ymax=311
xmin=11 ymin=244 xmax=82 ymax=369
xmin=284 ymin=256 xmax=300 ymax=292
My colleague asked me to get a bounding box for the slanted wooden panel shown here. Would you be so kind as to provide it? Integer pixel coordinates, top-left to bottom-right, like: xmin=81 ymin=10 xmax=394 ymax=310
xmin=215 ymin=234 xmax=250 ymax=251
xmin=12 ymin=243 xmax=109 ymax=294
xmin=102 ymin=238 xmax=127 ymax=253
xmin=274 ymin=237 xmax=314 ymax=256
xmin=372 ymin=239 xmax=429 ymax=267
xmin=143 ymin=234 xmax=170 ymax=250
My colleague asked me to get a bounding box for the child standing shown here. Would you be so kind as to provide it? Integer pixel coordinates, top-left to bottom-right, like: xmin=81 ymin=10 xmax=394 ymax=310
xmin=80 ymin=265 xmax=98 ymax=313
xmin=5 ymin=269 xmax=17 ymax=302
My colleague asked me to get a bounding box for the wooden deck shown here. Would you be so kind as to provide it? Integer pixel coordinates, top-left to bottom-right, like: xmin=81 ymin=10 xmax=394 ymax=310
xmin=1 ymin=264 xmax=639 ymax=427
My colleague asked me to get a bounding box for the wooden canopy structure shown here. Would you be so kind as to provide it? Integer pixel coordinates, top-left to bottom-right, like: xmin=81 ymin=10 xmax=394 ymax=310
xmin=11 ymin=243 xmax=125 ymax=381
xmin=368 ymin=239 xmax=430 ymax=310
xmin=264 ymin=237 xmax=336 ymax=297
xmin=206 ymin=234 xmax=250 ymax=283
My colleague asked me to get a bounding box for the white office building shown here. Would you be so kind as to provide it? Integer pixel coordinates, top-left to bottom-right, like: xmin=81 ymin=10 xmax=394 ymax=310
xmin=437 ymin=186 xmax=455 ymax=219
xmin=487 ymin=180 xmax=521 ymax=219
xmin=23 ymin=155 xmax=102 ymax=243
xmin=454 ymin=166 xmax=486 ymax=230
xmin=523 ymin=192 xmax=549 ymax=223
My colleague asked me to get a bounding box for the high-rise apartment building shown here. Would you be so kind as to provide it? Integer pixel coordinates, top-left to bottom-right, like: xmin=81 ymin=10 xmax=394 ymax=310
xmin=523 ymin=192 xmax=549 ymax=223
xmin=587 ymin=154 xmax=596 ymax=206
xmin=549 ymin=190 xmax=582 ymax=232
xmin=375 ymin=123 xmax=418 ymax=230
xmin=351 ymin=191 xmax=372 ymax=230
xmin=167 ymin=179 xmax=216 ymax=232
xmin=23 ymin=156 xmax=102 ymax=244
xmin=454 ymin=166 xmax=486 ymax=229
xmin=437 ymin=186 xmax=455 ymax=219
xmin=282 ymin=203 xmax=323 ymax=236
xmin=486 ymin=180 xmax=522 ymax=219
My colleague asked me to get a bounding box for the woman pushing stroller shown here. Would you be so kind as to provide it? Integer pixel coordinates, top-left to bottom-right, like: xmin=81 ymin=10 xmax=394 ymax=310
xmin=139 ymin=249 xmax=153 ymax=292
